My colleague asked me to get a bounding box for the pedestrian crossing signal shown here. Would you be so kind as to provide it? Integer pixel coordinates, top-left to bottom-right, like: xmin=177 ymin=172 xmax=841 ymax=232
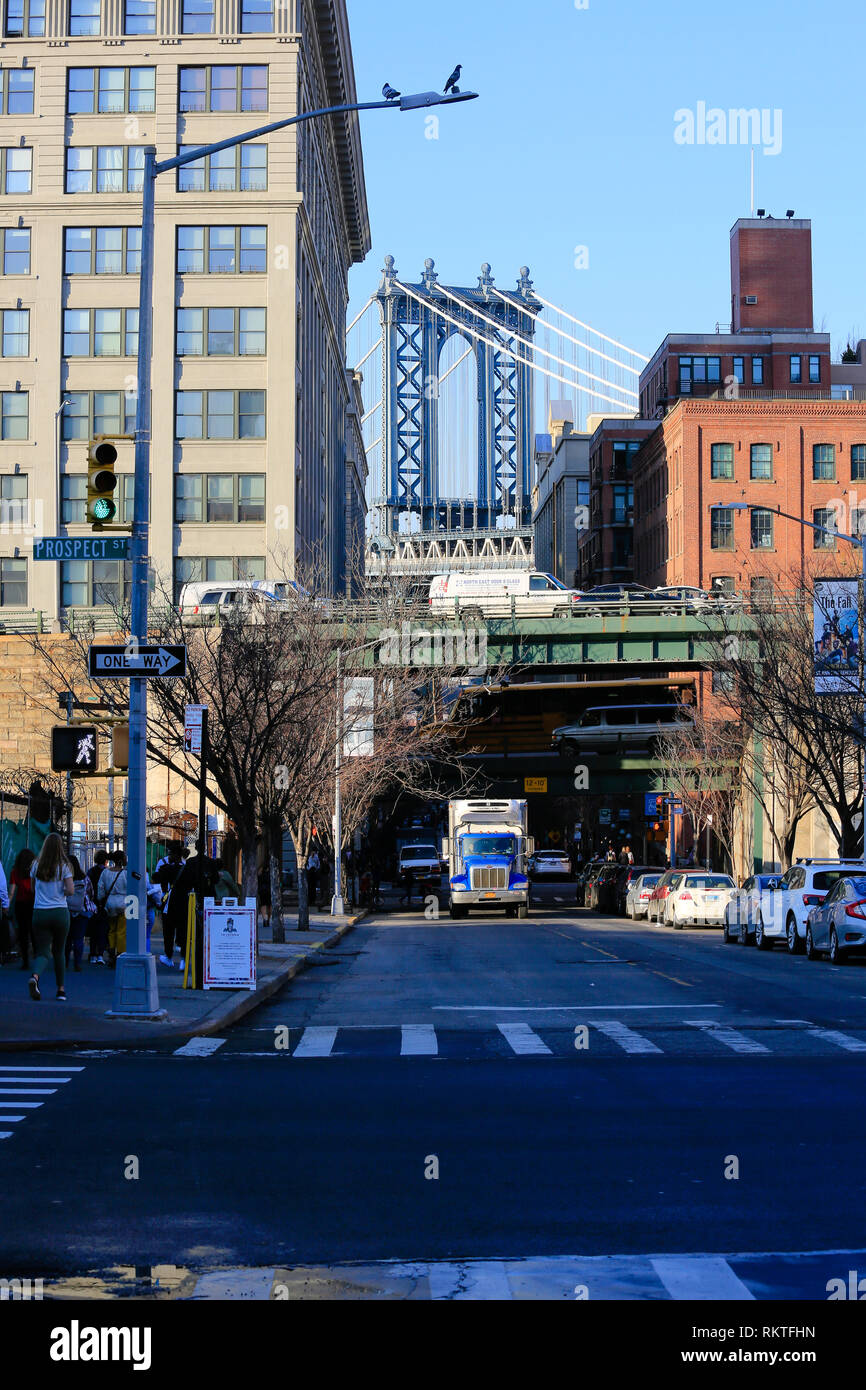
xmin=86 ymin=437 xmax=118 ymax=527
xmin=51 ymin=726 xmax=99 ymax=772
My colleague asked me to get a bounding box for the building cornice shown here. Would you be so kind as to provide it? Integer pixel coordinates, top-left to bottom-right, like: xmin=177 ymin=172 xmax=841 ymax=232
xmin=310 ymin=0 xmax=371 ymax=265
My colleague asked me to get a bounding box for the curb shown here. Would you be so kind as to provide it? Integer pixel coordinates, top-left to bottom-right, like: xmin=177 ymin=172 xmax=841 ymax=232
xmin=0 ymin=914 xmax=364 ymax=1052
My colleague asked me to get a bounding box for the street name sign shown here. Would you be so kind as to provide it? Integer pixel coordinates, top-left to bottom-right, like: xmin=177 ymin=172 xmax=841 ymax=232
xmin=34 ymin=536 xmax=130 ymax=562
xmin=89 ymin=644 xmax=187 ymax=679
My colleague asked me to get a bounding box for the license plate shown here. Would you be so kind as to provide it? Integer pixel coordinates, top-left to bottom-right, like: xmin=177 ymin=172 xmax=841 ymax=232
xmin=483 ymin=892 xmax=497 ymax=899
xmin=705 ymin=894 xmax=719 ymax=901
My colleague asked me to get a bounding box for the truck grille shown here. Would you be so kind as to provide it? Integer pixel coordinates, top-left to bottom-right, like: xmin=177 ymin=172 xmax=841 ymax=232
xmin=471 ymin=866 xmax=508 ymax=890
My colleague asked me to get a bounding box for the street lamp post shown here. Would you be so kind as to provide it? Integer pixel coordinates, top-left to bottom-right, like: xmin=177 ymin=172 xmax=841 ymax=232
xmin=710 ymin=500 xmax=866 ymax=873
xmin=113 ymin=87 xmax=477 ymax=1013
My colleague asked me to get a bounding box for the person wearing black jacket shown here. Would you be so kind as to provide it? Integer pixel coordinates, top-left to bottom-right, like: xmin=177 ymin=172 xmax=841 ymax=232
xmin=86 ymin=849 xmax=108 ymax=965
xmin=156 ymin=844 xmax=185 ymax=966
xmin=163 ymin=853 xmax=218 ymax=983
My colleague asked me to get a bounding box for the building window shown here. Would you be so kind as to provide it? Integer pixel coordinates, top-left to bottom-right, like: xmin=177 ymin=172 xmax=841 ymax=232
xmin=790 ymin=355 xmax=802 ymax=384
xmin=174 ymin=473 xmax=266 ymax=523
xmin=1 ymin=148 xmax=32 ymax=195
xmin=173 ymin=554 xmax=264 ymax=601
xmin=62 ymin=307 xmax=138 ymax=357
xmin=750 ymin=507 xmax=774 ymax=549
xmin=750 ymin=575 xmax=773 ymax=604
xmin=67 ymin=67 xmax=156 ymax=115
xmin=1 ymin=308 xmax=28 ymax=357
xmin=611 ymin=484 xmax=632 ymax=524
xmin=0 ymin=227 xmax=30 ymax=274
xmin=710 ymin=442 xmax=734 ymax=479
xmin=179 ymin=65 xmax=268 ymax=113
xmin=0 ymin=557 xmax=26 ymax=606
xmin=63 ymin=226 xmax=141 ymax=275
xmin=4 ymin=0 xmax=45 ymax=36
xmin=808 ymin=354 xmax=821 ymax=384
xmin=68 ymin=0 xmax=100 ymax=35
xmin=711 ymin=668 xmax=734 ymax=694
xmin=750 ymin=442 xmax=773 ymax=480
xmin=181 ymin=0 xmax=213 ymax=32
xmin=175 ymin=390 xmax=266 ymax=440
xmin=177 ymin=144 xmax=267 ymax=193
xmin=611 ymin=440 xmax=640 ymax=474
xmin=710 ymin=575 xmax=736 ymax=596
xmin=732 ymin=356 xmax=745 ymax=385
xmin=61 ymin=391 xmax=135 ymax=440
xmin=176 ymin=306 xmax=266 ymax=357
xmin=240 ymin=0 xmax=273 ymax=31
xmin=61 ymin=559 xmax=130 ymax=608
xmin=813 ymin=508 xmax=837 ymax=549
xmin=751 ymin=356 xmax=764 ymax=385
xmin=1 ymin=391 xmax=27 ymax=439
xmin=813 ymin=443 xmax=835 ymax=481
xmin=65 ymin=146 xmax=145 ymax=194
xmin=710 ymin=507 xmax=734 ymax=550
xmin=123 ymin=0 xmax=154 ymax=33
xmin=2 ymin=68 xmax=34 ymax=115
xmin=176 ymin=224 xmax=267 ymax=274
xmin=679 ymin=355 xmax=720 ymax=393
xmin=852 ymin=444 xmax=866 ymax=481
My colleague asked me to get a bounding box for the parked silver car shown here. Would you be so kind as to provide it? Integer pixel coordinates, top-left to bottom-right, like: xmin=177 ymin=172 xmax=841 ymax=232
xmin=625 ymin=872 xmax=662 ymax=919
xmin=805 ymin=875 xmax=866 ymax=963
xmin=723 ymin=874 xmax=782 ymax=944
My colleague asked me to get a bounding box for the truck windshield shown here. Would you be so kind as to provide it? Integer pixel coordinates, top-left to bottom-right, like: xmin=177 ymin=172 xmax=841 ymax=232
xmin=460 ymin=835 xmax=516 ymax=856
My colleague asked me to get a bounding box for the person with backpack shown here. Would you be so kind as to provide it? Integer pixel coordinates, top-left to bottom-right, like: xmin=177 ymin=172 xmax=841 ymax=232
xmin=98 ymin=851 xmax=128 ymax=968
xmin=86 ymin=849 xmax=109 ymax=964
xmin=65 ymin=855 xmax=96 ymax=973
xmin=9 ymin=847 xmax=36 ymax=970
xmin=28 ymin=833 xmax=74 ymax=1002
xmin=156 ymin=843 xmax=184 ymax=966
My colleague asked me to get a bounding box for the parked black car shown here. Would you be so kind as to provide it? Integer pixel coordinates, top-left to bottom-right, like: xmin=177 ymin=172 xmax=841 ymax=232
xmin=576 ymin=859 xmax=605 ymax=907
xmin=587 ymin=863 xmax=621 ymax=912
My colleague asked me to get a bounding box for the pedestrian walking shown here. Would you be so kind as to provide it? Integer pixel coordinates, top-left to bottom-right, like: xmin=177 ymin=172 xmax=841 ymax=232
xmin=213 ymin=857 xmax=240 ymax=903
xmin=155 ymin=843 xmax=184 ymax=966
xmin=8 ymin=847 xmax=36 ymax=969
xmin=65 ymin=855 xmax=96 ymax=973
xmin=86 ymin=849 xmax=109 ymax=964
xmin=27 ymin=833 xmax=74 ymax=1001
xmin=305 ymin=850 xmax=319 ymax=914
xmin=0 ymin=856 xmax=11 ymax=963
xmin=97 ymin=851 xmax=128 ymax=968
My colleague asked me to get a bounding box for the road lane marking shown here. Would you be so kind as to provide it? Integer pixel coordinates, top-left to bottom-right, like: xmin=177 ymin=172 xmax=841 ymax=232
xmin=0 ymin=1101 xmax=43 ymax=1108
xmin=591 ymin=1021 xmax=662 ymax=1054
xmin=651 ymin=1257 xmax=755 ymax=1301
xmin=0 ymin=1115 xmax=24 ymax=1122
xmin=806 ymin=1028 xmax=866 ymax=1052
xmin=432 ymin=1004 xmax=720 ymax=1010
xmin=400 ymin=1025 xmax=438 ymax=1056
xmin=579 ymin=940 xmax=621 ymax=959
xmin=0 ymin=1087 xmax=56 ymax=1094
xmin=0 ymin=1133 xmax=13 ymax=1140
xmin=173 ymin=1038 xmax=226 ymax=1057
xmin=0 ymin=1076 xmax=71 ymax=1083
xmin=293 ymin=1027 xmax=338 ymax=1058
xmin=685 ymin=1021 xmax=769 ymax=1054
xmin=497 ymin=1023 xmax=552 ymax=1056
xmin=0 ymin=1065 xmax=83 ymax=1071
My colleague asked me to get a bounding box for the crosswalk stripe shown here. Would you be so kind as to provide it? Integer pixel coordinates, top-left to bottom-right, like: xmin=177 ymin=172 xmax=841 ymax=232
xmin=0 ymin=1076 xmax=71 ymax=1084
xmin=0 ymin=1115 xmax=25 ymax=1122
xmin=0 ymin=1102 xmax=43 ymax=1109
xmin=173 ymin=1038 xmax=226 ymax=1057
xmin=806 ymin=1027 xmax=866 ymax=1053
xmin=591 ymin=1020 xmax=662 ymax=1054
xmin=0 ymin=1133 xmax=13 ymax=1140
xmin=685 ymin=1021 xmax=769 ymax=1054
xmin=0 ymin=1065 xmax=83 ymax=1071
xmin=293 ymin=1027 xmax=338 ymax=1058
xmin=497 ymin=1023 xmax=552 ymax=1056
xmin=651 ymin=1257 xmax=755 ymax=1301
xmin=0 ymin=1087 xmax=56 ymax=1095
xmin=400 ymin=1025 xmax=438 ymax=1056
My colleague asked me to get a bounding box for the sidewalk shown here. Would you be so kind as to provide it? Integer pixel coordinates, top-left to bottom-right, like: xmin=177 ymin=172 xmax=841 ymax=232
xmin=0 ymin=908 xmax=364 ymax=1052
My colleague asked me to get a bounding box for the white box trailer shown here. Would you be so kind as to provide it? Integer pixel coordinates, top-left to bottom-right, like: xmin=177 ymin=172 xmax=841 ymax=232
xmin=445 ymin=798 xmax=533 ymax=920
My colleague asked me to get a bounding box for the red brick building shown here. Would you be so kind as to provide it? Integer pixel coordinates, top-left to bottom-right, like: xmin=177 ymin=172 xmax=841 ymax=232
xmin=577 ymin=417 xmax=657 ymax=587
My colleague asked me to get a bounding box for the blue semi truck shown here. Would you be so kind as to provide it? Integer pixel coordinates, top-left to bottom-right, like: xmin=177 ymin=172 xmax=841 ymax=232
xmin=445 ymin=799 xmax=533 ymax=920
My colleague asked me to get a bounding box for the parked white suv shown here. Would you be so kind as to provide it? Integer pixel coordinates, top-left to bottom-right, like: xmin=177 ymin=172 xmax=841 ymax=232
xmin=756 ymin=859 xmax=866 ymax=952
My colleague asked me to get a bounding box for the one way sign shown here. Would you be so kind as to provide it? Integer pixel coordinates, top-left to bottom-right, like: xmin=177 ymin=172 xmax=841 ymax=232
xmin=89 ymin=644 xmax=187 ymax=679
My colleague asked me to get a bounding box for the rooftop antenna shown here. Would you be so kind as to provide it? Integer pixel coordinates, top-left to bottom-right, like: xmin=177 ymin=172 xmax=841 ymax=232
xmin=750 ymin=147 xmax=755 ymax=215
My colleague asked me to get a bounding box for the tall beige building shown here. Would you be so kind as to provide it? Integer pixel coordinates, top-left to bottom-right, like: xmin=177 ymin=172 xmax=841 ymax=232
xmin=0 ymin=0 xmax=370 ymax=622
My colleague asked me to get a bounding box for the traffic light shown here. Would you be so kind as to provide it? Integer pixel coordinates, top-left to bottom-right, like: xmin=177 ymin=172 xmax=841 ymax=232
xmin=86 ymin=437 xmax=119 ymax=528
xmin=111 ymin=723 xmax=129 ymax=770
xmin=51 ymin=726 xmax=99 ymax=773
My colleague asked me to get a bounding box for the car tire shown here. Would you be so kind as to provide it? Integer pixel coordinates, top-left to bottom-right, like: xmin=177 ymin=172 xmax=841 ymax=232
xmin=505 ymin=905 xmax=517 ymax=919
xmin=553 ymin=607 xmax=569 ymax=619
xmin=739 ymin=920 xmax=750 ymax=945
xmin=626 ymin=904 xmax=634 ymax=919
xmin=755 ymin=914 xmax=772 ymax=950
xmin=449 ymin=904 xmax=466 ymax=920
xmin=786 ymin=914 xmax=803 ymax=954
xmin=805 ymin=925 xmax=819 ymax=960
xmin=829 ymin=927 xmax=847 ymax=964
xmin=723 ymin=918 xmax=736 ymax=943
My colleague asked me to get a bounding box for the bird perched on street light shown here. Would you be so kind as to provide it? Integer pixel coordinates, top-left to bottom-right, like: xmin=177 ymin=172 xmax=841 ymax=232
xmin=382 ymin=82 xmax=401 ymax=101
xmin=443 ymin=64 xmax=462 ymax=94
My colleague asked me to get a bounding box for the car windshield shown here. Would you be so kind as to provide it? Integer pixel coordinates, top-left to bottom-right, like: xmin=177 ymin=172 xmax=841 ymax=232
xmin=461 ymin=835 xmax=516 ymax=856
xmin=400 ymin=846 xmax=437 ymax=859
xmin=637 ymin=875 xmax=661 ymax=887
xmin=813 ymin=870 xmax=859 ymax=889
xmin=684 ymin=875 xmax=733 ymax=889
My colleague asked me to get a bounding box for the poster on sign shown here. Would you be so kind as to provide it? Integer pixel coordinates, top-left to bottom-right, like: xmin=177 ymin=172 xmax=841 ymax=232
xmin=203 ymin=897 xmax=256 ymax=990
xmin=814 ymin=579 xmax=859 ymax=694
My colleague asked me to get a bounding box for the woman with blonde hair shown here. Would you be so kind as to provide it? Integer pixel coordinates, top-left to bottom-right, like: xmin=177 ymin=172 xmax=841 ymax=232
xmin=28 ymin=833 xmax=74 ymax=1001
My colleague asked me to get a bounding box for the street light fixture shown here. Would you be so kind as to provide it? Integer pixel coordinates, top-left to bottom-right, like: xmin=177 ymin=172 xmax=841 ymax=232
xmin=709 ymin=499 xmax=866 ymax=871
xmin=114 ymin=85 xmax=479 ymax=1015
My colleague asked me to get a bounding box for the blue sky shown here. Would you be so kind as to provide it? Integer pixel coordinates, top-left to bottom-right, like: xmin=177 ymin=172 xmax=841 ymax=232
xmin=347 ymin=0 xmax=866 ymax=363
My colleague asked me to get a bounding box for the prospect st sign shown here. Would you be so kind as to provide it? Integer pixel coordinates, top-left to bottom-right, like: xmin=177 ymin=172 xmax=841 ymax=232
xmin=33 ymin=536 xmax=130 ymax=561
xmin=88 ymin=644 xmax=187 ymax=679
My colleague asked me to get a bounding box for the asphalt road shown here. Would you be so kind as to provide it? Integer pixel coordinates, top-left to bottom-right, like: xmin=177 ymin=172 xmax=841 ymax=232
xmin=3 ymin=883 xmax=866 ymax=1295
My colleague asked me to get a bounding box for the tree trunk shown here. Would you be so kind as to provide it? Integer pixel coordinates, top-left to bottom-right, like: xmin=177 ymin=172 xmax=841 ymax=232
xmin=297 ymin=862 xmax=309 ymax=931
xmin=269 ymin=849 xmax=284 ymax=943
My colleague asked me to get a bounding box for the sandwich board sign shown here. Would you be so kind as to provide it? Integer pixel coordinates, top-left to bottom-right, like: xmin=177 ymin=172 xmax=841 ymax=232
xmin=203 ymin=897 xmax=256 ymax=990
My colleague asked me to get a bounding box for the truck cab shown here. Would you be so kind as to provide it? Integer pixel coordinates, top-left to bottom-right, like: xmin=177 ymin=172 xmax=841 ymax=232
xmin=446 ymin=799 xmax=532 ymax=920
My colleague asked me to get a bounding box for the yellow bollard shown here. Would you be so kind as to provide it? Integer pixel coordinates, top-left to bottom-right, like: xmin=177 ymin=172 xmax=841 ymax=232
xmin=183 ymin=893 xmax=196 ymax=989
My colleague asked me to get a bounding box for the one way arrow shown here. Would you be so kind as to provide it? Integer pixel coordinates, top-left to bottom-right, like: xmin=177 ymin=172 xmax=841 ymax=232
xmin=95 ymin=648 xmax=181 ymax=674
